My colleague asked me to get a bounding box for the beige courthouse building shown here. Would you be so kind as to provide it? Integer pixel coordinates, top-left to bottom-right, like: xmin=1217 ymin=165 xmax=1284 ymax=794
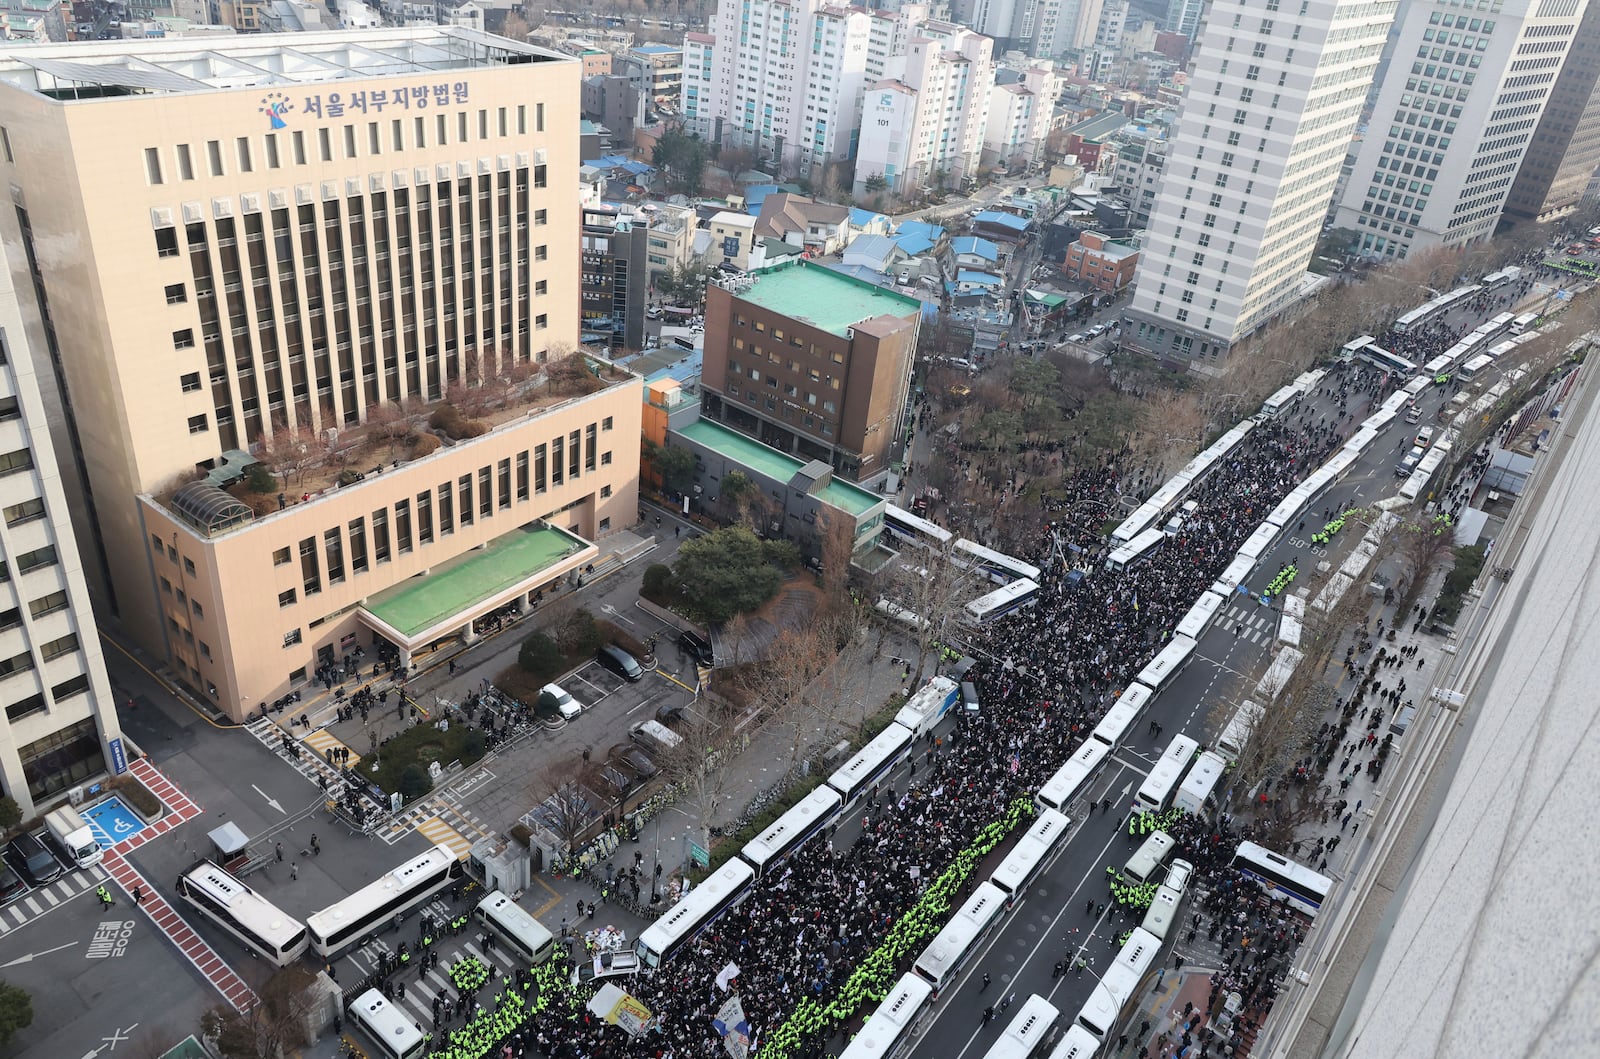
xmin=0 ymin=28 xmax=642 ymax=721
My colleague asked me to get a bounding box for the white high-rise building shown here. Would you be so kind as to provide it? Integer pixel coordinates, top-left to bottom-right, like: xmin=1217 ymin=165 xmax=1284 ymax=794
xmin=1333 ymin=0 xmax=1591 ymax=259
xmin=685 ymin=0 xmax=873 ymax=178
xmin=985 ymin=63 xmax=1060 ymax=167
xmin=0 ymin=208 xmax=124 ymax=818
xmin=1127 ymin=0 xmax=1399 ymax=361
xmin=854 ymin=23 xmax=996 ymax=196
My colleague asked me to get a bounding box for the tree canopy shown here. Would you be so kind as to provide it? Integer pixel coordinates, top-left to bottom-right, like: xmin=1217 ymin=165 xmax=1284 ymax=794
xmin=652 ymin=130 xmax=710 ymax=195
xmin=644 ymin=439 xmax=698 ymax=494
xmin=0 ymin=981 xmax=31 ymax=1048
xmin=672 ymin=526 xmax=784 ymax=623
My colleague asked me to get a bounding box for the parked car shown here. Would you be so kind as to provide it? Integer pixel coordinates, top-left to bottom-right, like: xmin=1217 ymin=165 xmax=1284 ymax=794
xmin=597 ymin=644 xmax=644 ymax=682
xmin=645 ymin=306 xmax=664 ymax=320
xmin=677 ymin=629 xmax=714 ymax=667
xmin=539 ymin=683 xmax=582 ymax=720
xmin=1086 ymin=324 xmax=1108 ymax=338
xmin=617 ymin=745 xmax=658 ymax=779
xmin=7 ymin=833 xmax=60 ymax=886
xmin=656 ymin=704 xmax=687 ymax=726
xmin=0 ymin=862 xmax=25 ymax=904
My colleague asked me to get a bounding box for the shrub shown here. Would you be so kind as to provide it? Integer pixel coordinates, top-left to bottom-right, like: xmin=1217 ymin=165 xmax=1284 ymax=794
xmin=111 ymin=774 xmax=162 ymax=819
xmin=410 ymin=432 xmax=441 ymax=457
xmin=399 ymin=764 xmax=433 ymax=799
xmin=762 ymin=538 xmax=802 ymax=571
xmin=462 ymin=729 xmax=487 ymax=761
xmin=517 ymin=633 xmax=563 ymax=683
xmin=0 ymin=798 xmax=19 ymax=834
xmin=244 ymin=463 xmax=277 ymax=493
xmin=429 ymin=404 xmax=463 ymax=433
xmin=556 ymin=608 xmax=603 ymax=656
xmin=641 ymin=563 xmax=677 ymax=602
xmin=597 ymin=619 xmax=648 ymax=660
xmin=509 ymin=823 xmax=532 ymax=849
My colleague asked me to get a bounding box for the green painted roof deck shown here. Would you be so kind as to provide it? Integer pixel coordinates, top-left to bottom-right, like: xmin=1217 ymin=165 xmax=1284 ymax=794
xmin=737 ymin=262 xmax=922 ymax=337
xmin=363 ymin=524 xmax=587 ymax=638
xmin=675 ymin=418 xmax=880 ymax=517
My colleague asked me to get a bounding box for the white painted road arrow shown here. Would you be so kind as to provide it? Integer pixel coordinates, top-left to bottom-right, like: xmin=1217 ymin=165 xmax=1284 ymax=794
xmin=251 ymin=784 xmax=285 ymax=813
xmin=2 ymin=940 xmax=78 ymax=966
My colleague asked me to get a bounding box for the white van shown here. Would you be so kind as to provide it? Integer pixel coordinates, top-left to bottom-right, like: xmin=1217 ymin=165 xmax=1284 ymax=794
xmin=1123 ymin=830 xmax=1176 ymax=885
xmin=630 ymin=718 xmax=683 ymax=755
xmin=45 ymin=805 xmax=101 ymax=868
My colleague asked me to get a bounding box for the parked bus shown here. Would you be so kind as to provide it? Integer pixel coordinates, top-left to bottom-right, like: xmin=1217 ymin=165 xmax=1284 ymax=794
xmin=473 ymin=891 xmax=555 ymax=966
xmin=1074 ymin=929 xmax=1162 ymax=1040
xmin=1122 ymin=830 xmax=1176 ymax=886
xmin=1036 ymin=739 xmax=1110 ymax=813
xmin=349 ymin=989 xmax=426 ymax=1059
xmin=1215 ymin=700 xmax=1264 ymax=764
xmin=1173 ymin=751 xmax=1227 ymax=818
xmin=1338 ymin=335 xmax=1378 ymax=362
xmin=884 ymin=504 xmax=954 ymax=551
xmin=1457 ymin=353 xmax=1494 ymax=381
xmin=177 ymin=862 xmax=309 ymax=967
xmin=1133 ymin=734 xmax=1199 ymax=814
xmin=989 ymin=809 xmax=1072 ymax=907
xmin=306 ymin=844 xmax=460 ymax=957
xmin=1358 ymin=343 xmax=1419 ymax=377
xmin=827 ymin=721 xmax=915 ymax=807
xmin=1174 ymin=592 xmax=1225 ymax=641
xmin=1046 ymin=1026 xmax=1104 ymax=1059
xmin=840 ymin=973 xmax=932 ymax=1059
xmin=636 ymin=859 xmax=756 ymax=967
xmin=874 ymin=597 xmax=929 ymax=632
xmin=1234 ymin=841 xmax=1333 ymax=917
xmin=1090 ymin=686 xmax=1148 ymax=751
xmin=983 ymin=994 xmax=1062 ymax=1059
xmin=953 ymin=538 xmax=1042 ymax=584
xmin=1510 ymin=312 xmax=1538 ymax=335
xmin=912 ymin=882 xmax=1008 ymax=997
xmin=964 ymin=578 xmax=1041 ymax=624
xmin=741 ymin=785 xmax=844 ymax=877
xmin=1137 ymin=636 xmax=1197 ymax=693
xmin=1106 ymin=528 xmax=1165 ymax=572
xmin=1256 ymin=647 xmax=1304 ymax=704
xmin=895 ymin=676 xmax=961 ymax=738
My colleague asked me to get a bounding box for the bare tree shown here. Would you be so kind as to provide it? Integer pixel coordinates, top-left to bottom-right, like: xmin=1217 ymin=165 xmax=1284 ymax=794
xmin=524 ymin=759 xmax=603 ymax=857
xmin=255 ymin=417 xmax=318 ymax=491
xmin=875 ymin=539 xmax=975 ymax=688
xmin=198 ymin=965 xmax=318 ymax=1059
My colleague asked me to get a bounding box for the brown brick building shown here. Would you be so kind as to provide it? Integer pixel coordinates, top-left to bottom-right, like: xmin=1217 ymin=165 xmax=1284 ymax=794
xmin=700 ymin=263 xmax=921 ymax=483
xmin=1064 ymin=231 xmax=1140 ymax=293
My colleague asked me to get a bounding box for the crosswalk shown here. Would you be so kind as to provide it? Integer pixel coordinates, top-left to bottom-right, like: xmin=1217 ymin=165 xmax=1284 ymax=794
xmin=415 ymin=816 xmax=473 ymax=860
xmin=1221 ymin=604 xmax=1280 ymax=646
xmin=301 ymin=726 xmax=361 ymax=767
xmin=348 ymin=905 xmax=526 ymax=1028
xmin=0 ymin=864 xmax=107 ymax=933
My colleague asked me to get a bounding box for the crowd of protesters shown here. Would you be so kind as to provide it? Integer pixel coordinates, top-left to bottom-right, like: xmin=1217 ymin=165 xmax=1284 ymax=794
xmin=494 ymin=372 xmax=1398 ymax=1059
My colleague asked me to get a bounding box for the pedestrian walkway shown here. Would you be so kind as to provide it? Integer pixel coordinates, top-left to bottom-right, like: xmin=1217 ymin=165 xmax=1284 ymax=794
xmin=415 ymin=816 xmax=473 ymax=860
xmin=302 ymin=727 xmax=361 ymax=768
xmin=0 ymin=865 xmax=107 ymax=934
xmin=100 ymin=848 xmax=256 ymax=1012
xmin=117 ymin=759 xmax=202 ymax=852
xmin=1221 ymin=603 xmax=1278 ymax=646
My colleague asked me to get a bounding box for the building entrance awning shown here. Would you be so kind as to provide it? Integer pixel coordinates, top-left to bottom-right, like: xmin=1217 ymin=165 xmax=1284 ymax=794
xmin=359 ymin=522 xmax=595 ymax=650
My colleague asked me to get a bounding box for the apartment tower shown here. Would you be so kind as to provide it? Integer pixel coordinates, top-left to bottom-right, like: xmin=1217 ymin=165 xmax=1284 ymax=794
xmin=0 ymin=207 xmax=123 ymax=817
xmin=1333 ymin=0 xmax=1591 ymax=258
xmin=0 ymin=29 xmax=643 ymax=719
xmin=1502 ymin=0 xmax=1600 ymax=224
xmin=1126 ymin=0 xmax=1398 ymax=362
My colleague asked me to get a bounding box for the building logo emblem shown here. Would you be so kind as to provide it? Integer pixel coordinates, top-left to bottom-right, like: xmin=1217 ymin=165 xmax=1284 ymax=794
xmin=258 ymin=91 xmax=294 ymax=130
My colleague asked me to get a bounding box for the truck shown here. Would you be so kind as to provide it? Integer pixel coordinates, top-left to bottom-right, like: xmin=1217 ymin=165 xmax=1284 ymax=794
xmin=45 ymin=805 xmax=102 ymax=868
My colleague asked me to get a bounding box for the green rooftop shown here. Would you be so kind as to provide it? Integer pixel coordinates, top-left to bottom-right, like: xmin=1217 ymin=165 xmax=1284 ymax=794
xmin=363 ymin=524 xmax=588 ymax=639
xmin=675 ymin=418 xmax=881 ymax=518
xmin=737 ymin=262 xmax=922 ymax=337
